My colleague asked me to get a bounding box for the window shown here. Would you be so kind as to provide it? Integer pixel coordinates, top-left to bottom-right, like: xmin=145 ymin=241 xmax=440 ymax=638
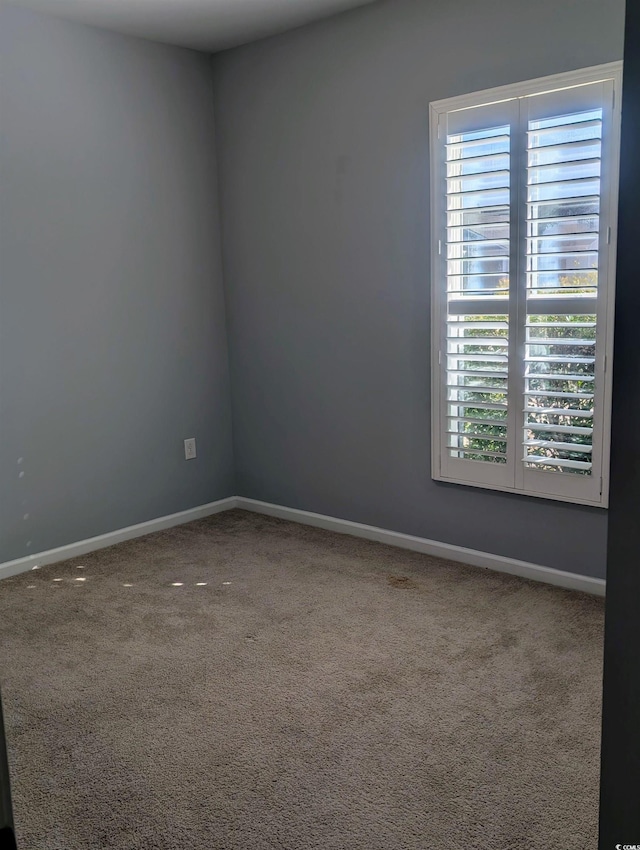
xmin=430 ymin=63 xmax=622 ymax=507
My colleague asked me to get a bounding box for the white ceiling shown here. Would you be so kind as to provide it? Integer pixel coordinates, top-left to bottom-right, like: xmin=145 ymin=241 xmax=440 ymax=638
xmin=10 ymin=0 xmax=377 ymax=51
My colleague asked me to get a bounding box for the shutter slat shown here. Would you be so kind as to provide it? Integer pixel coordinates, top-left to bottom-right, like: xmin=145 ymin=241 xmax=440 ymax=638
xmin=525 ymin=355 xmax=595 ymax=364
xmin=447 ymin=204 xmax=511 ymax=219
xmin=524 ymin=439 xmax=592 ymax=453
xmin=452 ymin=449 xmax=508 ymax=459
xmin=448 ymin=223 xmax=510 ymax=241
xmin=527 ymin=337 xmax=595 ymax=346
xmin=527 ymin=118 xmax=601 ymax=146
xmin=527 ymin=193 xmax=600 ymax=208
xmin=527 ymin=138 xmax=600 ymax=159
xmin=447 ymin=187 xmax=509 ymax=203
xmin=528 ymin=165 xmax=600 ymax=187
xmin=447 ymin=336 xmax=509 ymax=345
xmin=527 ymin=232 xmax=598 ymax=244
xmin=528 ymin=155 xmax=601 ymax=171
xmin=527 ymin=175 xmax=601 ymax=192
xmin=448 ymin=371 xmax=509 ymax=380
xmin=526 ymin=212 xmax=599 ymax=227
xmin=447 ymin=322 xmax=509 ymax=330
xmin=450 ymin=400 xmax=508 ymax=411
xmin=528 ymin=251 xmax=598 ymax=262
xmin=524 ymin=390 xmax=593 ymax=399
xmin=449 ymin=353 xmax=508 ymax=363
xmin=453 ymin=288 xmax=511 ymax=297
xmin=447 ymin=239 xmax=510 ymax=251
xmin=448 ymin=430 xmax=507 ymax=441
xmin=526 ymin=321 xmax=596 ymax=328
xmin=449 ymin=440 xmax=507 ymax=454
xmin=527 ymin=117 xmax=601 ymax=134
xmin=525 ymin=373 xmax=594 ymax=383
xmin=524 ymin=406 xmax=593 ymax=417
xmin=449 ymin=385 xmax=509 ymax=395
xmin=447 ymin=271 xmax=509 ymax=279
xmin=446 ymin=134 xmax=510 ymax=154
xmin=525 ymin=422 xmax=593 ymax=436
xmin=446 ymin=154 xmax=510 ymax=174
xmin=447 ymin=171 xmax=510 ymax=188
xmin=524 ymin=456 xmax=593 ymax=471
xmin=448 ymin=416 xmax=508 ymax=427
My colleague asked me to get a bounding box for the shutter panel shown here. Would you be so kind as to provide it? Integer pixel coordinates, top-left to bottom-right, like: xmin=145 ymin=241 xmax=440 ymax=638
xmin=519 ymin=81 xmax=614 ymax=503
xmin=438 ymin=100 xmax=518 ymax=488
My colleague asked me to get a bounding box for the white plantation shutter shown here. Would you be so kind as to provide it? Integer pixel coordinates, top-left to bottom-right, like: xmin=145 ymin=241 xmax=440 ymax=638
xmin=440 ymin=99 xmax=518 ymax=489
xmin=430 ymin=65 xmax=621 ymax=507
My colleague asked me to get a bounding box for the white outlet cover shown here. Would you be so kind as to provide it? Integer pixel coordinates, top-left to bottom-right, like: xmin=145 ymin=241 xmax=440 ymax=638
xmin=184 ymin=438 xmax=197 ymax=460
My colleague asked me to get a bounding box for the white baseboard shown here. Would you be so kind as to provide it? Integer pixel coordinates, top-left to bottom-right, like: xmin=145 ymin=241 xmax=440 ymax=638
xmin=235 ymin=497 xmax=606 ymax=597
xmin=0 ymin=497 xmax=238 ymax=581
xmin=0 ymin=494 xmax=605 ymax=596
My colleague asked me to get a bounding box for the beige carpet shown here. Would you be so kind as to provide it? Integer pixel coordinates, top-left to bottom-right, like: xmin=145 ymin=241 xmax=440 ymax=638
xmin=0 ymin=509 xmax=603 ymax=850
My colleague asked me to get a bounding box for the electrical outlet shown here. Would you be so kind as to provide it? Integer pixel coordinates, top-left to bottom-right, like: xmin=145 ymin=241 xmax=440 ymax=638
xmin=184 ymin=438 xmax=197 ymax=460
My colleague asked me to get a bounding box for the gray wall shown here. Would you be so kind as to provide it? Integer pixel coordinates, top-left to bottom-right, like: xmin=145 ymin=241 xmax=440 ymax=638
xmin=0 ymin=5 xmax=235 ymax=564
xmin=213 ymin=0 xmax=626 ymax=578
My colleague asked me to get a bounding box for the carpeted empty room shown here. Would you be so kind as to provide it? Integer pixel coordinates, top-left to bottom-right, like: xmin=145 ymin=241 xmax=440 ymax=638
xmin=0 ymin=510 xmax=603 ymax=850
xmin=1 ymin=0 xmax=626 ymax=844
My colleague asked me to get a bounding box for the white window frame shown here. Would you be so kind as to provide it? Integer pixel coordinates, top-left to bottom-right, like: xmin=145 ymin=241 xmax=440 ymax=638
xmin=429 ymin=62 xmax=622 ymax=508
